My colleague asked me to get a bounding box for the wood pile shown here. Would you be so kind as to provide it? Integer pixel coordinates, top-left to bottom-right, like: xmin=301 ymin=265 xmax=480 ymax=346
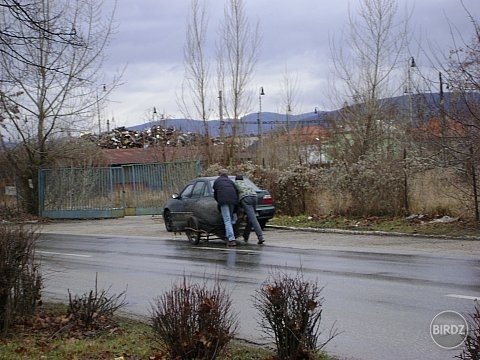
xmin=82 ymin=125 xmax=214 ymax=149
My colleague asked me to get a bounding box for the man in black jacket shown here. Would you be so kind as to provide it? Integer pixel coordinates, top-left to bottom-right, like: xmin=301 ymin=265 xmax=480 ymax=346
xmin=213 ymin=169 xmax=238 ymax=246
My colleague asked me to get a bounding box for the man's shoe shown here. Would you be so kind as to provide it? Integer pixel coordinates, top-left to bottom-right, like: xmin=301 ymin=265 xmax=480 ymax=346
xmin=243 ymin=236 xmax=249 ymax=243
xmin=257 ymin=239 xmax=265 ymax=245
xmin=227 ymin=240 xmax=237 ymax=247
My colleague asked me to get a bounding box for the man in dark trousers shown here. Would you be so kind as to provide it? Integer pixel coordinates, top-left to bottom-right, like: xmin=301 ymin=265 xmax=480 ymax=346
xmin=213 ymin=169 xmax=238 ymax=247
xmin=234 ymin=175 xmax=264 ymax=244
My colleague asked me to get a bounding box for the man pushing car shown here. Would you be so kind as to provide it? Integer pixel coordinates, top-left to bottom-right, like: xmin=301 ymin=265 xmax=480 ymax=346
xmin=213 ymin=169 xmax=238 ymax=247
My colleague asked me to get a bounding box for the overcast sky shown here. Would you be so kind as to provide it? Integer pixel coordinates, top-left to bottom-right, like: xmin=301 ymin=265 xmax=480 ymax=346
xmin=101 ymin=0 xmax=479 ymax=128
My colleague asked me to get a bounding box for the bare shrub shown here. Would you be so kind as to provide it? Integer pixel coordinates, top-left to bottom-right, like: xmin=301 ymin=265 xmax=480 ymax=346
xmin=253 ymin=268 xmax=338 ymax=360
xmin=67 ymin=275 xmax=127 ymax=331
xmin=0 ymin=205 xmax=22 ymax=221
xmin=0 ymin=224 xmax=41 ymax=334
xmin=456 ymin=301 xmax=480 ymax=360
xmin=150 ymin=275 xmax=238 ymax=360
xmin=202 ymin=161 xmax=473 ymax=219
xmin=267 ymin=165 xmax=322 ymax=216
xmin=322 ymin=157 xmax=406 ymax=216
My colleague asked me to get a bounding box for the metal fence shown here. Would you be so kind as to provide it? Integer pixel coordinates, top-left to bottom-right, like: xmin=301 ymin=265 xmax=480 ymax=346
xmin=38 ymin=161 xmax=201 ymax=218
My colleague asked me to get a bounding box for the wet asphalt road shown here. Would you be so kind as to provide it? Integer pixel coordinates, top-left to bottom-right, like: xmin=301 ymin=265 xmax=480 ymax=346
xmin=37 ymin=229 xmax=480 ymax=360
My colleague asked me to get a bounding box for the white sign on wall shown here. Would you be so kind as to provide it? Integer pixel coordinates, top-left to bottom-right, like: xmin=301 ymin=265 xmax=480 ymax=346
xmin=5 ymin=186 xmax=17 ymax=196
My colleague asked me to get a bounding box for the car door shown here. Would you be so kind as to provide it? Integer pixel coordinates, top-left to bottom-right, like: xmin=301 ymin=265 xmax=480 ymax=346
xmin=167 ymin=182 xmax=195 ymax=230
xmin=192 ymin=180 xmax=222 ymax=230
xmin=185 ymin=180 xmax=206 ymax=212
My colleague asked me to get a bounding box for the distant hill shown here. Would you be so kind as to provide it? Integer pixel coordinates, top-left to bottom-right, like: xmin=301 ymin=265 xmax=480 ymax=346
xmin=127 ymin=110 xmax=328 ymax=138
xmin=127 ymin=93 xmax=479 ymax=137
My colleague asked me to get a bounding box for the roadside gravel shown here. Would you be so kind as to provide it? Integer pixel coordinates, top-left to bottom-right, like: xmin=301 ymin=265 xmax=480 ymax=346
xmin=38 ymin=215 xmax=480 ymax=258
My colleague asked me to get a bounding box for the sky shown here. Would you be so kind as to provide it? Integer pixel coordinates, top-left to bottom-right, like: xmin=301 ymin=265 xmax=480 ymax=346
xmin=101 ymin=0 xmax=480 ymax=129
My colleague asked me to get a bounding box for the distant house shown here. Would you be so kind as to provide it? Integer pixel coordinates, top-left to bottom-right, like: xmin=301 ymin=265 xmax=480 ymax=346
xmin=100 ymin=146 xmax=208 ymax=166
xmin=413 ymin=116 xmax=466 ymax=138
xmin=286 ymin=126 xmax=332 ymax=166
xmin=256 ymin=125 xmax=332 ymax=167
xmin=99 ymin=136 xmax=271 ymax=167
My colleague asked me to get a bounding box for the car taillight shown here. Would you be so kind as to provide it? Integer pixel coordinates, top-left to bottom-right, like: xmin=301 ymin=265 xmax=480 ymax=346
xmin=261 ymin=194 xmax=273 ymax=205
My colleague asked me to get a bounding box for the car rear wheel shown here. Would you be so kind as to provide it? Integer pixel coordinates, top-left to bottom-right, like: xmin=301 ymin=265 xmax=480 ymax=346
xmin=186 ymin=216 xmax=201 ymax=245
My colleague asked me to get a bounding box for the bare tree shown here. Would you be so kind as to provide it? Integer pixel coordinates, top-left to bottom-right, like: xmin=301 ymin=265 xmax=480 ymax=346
xmin=217 ymin=0 xmax=261 ymax=165
xmin=0 ymin=0 xmax=119 ymax=214
xmin=0 ymin=0 xmax=81 ymax=68
xmin=424 ymin=3 xmax=480 ymax=220
xmin=328 ymin=0 xmax=409 ymax=164
xmin=325 ymin=0 xmax=414 ymax=216
xmin=279 ymin=66 xmax=299 ymax=165
xmin=179 ymin=0 xmax=213 ymax=165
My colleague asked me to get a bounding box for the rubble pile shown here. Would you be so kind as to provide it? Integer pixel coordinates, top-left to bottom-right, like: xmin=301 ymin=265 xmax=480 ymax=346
xmin=82 ymin=125 xmax=215 ymax=149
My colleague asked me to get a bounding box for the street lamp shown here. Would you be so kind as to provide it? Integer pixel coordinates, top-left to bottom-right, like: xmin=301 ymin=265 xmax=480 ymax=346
xmin=256 ymin=87 xmax=265 ymax=164
xmin=314 ymin=107 xmax=321 ymax=126
xmin=405 ymin=56 xmax=416 ymax=126
xmin=218 ymin=90 xmax=224 ymax=141
xmin=258 ymin=86 xmax=265 ymax=140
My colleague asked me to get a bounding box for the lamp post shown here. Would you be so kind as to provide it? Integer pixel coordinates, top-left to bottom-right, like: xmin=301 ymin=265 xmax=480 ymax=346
xmin=218 ymin=90 xmax=224 ymax=142
xmin=405 ymin=56 xmax=416 ymax=126
xmin=257 ymin=86 xmax=265 ymax=163
xmin=258 ymin=86 xmax=265 ymax=140
xmin=314 ymin=107 xmax=321 ymax=126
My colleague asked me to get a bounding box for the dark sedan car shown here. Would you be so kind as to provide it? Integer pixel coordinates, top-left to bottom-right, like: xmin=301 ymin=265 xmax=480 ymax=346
xmin=162 ymin=176 xmax=275 ymax=244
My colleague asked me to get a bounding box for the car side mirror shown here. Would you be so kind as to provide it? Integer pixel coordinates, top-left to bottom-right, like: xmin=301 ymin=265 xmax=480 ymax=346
xmin=172 ymin=193 xmax=179 ymax=199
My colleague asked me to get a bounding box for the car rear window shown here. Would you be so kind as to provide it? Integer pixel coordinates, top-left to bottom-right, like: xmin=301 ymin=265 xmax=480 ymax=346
xmin=241 ymin=177 xmax=260 ymax=191
xmin=209 ymin=177 xmax=261 ymax=191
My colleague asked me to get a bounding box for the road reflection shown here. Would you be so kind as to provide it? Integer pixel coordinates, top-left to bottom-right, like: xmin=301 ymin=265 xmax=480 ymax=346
xmin=227 ymin=249 xmax=236 ymax=268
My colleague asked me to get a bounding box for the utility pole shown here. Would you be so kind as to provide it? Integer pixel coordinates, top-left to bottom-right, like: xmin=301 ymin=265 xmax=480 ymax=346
xmin=439 ymin=72 xmax=447 ymax=166
xmin=218 ymin=90 xmax=224 ymax=142
xmin=96 ymin=84 xmax=106 ymax=136
xmin=286 ymin=105 xmax=291 ymax=160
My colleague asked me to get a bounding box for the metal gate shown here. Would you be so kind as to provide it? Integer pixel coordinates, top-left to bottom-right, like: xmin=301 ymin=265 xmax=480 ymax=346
xmin=38 ymin=161 xmax=201 ymax=219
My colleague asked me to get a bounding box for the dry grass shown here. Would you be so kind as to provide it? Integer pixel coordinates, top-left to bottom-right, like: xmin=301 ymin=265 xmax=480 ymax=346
xmin=0 ymin=302 xmax=333 ymax=360
xmin=269 ymin=214 xmax=480 ymax=238
xmin=409 ymin=168 xmax=467 ymax=217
